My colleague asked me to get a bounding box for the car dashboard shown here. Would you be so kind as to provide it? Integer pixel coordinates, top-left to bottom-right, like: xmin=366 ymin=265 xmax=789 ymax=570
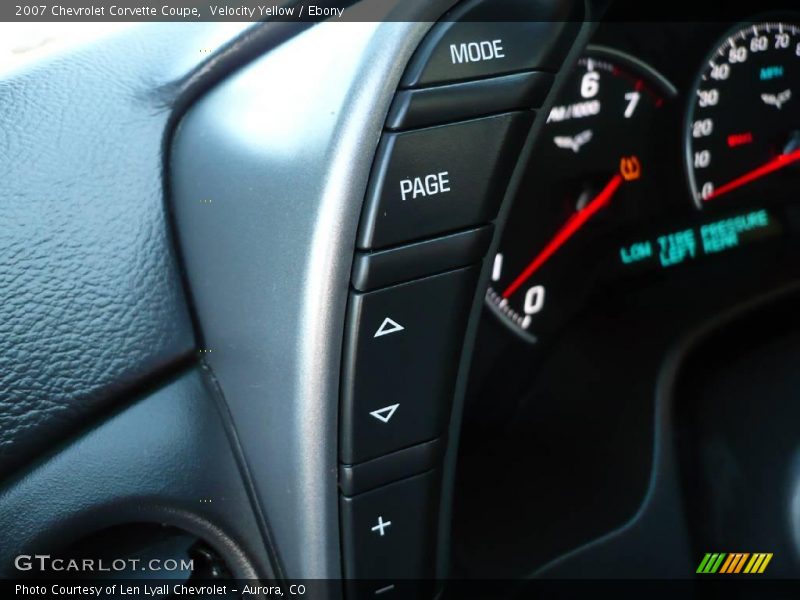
xmin=1 ymin=1 xmax=799 ymax=598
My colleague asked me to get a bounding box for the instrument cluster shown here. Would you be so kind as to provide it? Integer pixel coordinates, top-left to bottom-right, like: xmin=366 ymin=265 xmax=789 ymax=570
xmin=485 ymin=16 xmax=800 ymax=344
xmin=456 ymin=14 xmax=800 ymax=578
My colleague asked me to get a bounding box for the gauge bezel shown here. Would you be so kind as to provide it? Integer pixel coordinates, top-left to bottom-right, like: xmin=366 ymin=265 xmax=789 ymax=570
xmin=485 ymin=45 xmax=677 ymax=344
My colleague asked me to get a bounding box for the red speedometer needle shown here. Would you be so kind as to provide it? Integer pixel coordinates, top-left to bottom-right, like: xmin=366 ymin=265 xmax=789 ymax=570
xmin=704 ymin=148 xmax=800 ymax=202
xmin=501 ymin=172 xmax=624 ymax=299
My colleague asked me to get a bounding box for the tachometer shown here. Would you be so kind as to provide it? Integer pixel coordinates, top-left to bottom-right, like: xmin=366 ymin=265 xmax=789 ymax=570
xmin=686 ymin=21 xmax=800 ymax=208
xmin=486 ymin=47 xmax=676 ymax=342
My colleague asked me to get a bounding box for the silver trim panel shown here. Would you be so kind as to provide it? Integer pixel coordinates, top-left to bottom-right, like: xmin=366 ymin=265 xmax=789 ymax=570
xmin=170 ymin=7 xmax=445 ymax=581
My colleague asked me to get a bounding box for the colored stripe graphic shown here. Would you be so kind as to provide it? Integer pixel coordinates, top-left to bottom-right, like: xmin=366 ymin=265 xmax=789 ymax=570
xmin=710 ymin=553 xmax=726 ymax=573
xmin=743 ymin=553 xmax=773 ymax=574
xmin=697 ymin=553 xmax=727 ymax=573
xmin=744 ymin=554 xmax=760 ymax=573
xmin=719 ymin=554 xmax=735 ymax=573
xmin=733 ymin=553 xmax=749 ymax=573
xmin=696 ymin=554 xmax=713 ymax=573
xmin=719 ymin=553 xmax=743 ymax=573
xmin=759 ymin=553 xmax=773 ymax=573
xmin=698 ymin=552 xmax=773 ymax=574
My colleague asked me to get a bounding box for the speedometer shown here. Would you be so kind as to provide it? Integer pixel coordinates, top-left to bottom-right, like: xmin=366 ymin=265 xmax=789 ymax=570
xmin=686 ymin=21 xmax=800 ymax=208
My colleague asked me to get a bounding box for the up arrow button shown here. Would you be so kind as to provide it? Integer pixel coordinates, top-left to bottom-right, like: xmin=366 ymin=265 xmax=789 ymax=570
xmin=374 ymin=317 xmax=404 ymax=338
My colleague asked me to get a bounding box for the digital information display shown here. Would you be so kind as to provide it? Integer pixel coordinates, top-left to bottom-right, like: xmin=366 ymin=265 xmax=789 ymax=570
xmin=619 ymin=209 xmax=779 ymax=270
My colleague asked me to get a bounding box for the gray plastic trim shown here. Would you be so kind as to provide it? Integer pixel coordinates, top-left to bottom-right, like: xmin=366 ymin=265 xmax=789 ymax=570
xmin=0 ymin=369 xmax=270 ymax=579
xmin=351 ymin=226 xmax=493 ymax=292
xmin=339 ymin=438 xmax=444 ymax=497
xmin=170 ymin=1 xmax=455 ymax=582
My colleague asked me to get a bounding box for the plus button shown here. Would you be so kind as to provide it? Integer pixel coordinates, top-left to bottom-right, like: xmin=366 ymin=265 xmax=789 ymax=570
xmin=370 ymin=515 xmax=392 ymax=537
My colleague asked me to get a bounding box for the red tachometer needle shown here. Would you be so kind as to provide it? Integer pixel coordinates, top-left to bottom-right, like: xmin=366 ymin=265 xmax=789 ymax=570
xmin=704 ymin=148 xmax=800 ymax=202
xmin=501 ymin=173 xmax=624 ymax=299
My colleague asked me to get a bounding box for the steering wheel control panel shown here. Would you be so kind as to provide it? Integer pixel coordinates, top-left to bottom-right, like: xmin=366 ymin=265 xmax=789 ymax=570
xmin=337 ymin=0 xmax=579 ymax=596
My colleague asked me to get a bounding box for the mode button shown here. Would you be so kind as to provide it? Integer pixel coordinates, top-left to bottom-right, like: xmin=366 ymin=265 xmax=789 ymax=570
xmin=400 ymin=0 xmax=579 ymax=87
xmin=357 ymin=112 xmax=531 ymax=250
